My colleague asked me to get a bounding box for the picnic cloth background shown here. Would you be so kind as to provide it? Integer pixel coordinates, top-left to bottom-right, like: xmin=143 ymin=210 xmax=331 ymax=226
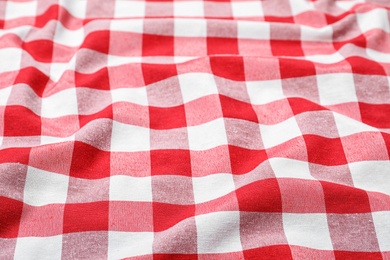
xmin=1 ymin=0 xmax=390 ymax=259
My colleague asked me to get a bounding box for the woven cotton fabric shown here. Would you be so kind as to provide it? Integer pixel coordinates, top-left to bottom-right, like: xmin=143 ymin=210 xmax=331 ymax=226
xmin=1 ymin=0 xmax=390 ymax=259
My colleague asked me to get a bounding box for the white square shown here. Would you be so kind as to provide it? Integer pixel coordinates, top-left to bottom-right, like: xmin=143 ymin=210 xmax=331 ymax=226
xmin=305 ymin=53 xmax=344 ymax=64
xmin=317 ymin=73 xmax=357 ymax=105
xmin=14 ymin=235 xmax=62 ymax=260
xmin=333 ymin=112 xmax=378 ymax=136
xmin=40 ymin=135 xmax=75 ymax=146
xmin=54 ymin=24 xmax=84 ymax=47
xmin=114 ymin=1 xmax=146 ymax=18
xmin=247 ymin=79 xmax=284 ymax=105
xmin=111 ymin=121 xmax=150 ymax=152
xmin=259 ymin=117 xmax=301 ymax=149
xmin=188 ymin=118 xmax=228 ymax=151
xmin=193 ymin=174 xmax=235 ymax=203
xmin=0 ymin=86 xmax=12 ymax=106
xmin=23 ymin=167 xmax=69 ymax=206
xmin=372 ymin=211 xmax=390 ymax=251
xmin=111 ymin=87 xmax=148 ymax=106
xmin=232 ymin=1 xmax=263 ymax=17
xmin=174 ymin=1 xmax=204 ymax=17
xmin=174 ymin=19 xmax=207 ymax=37
xmin=237 ymin=21 xmax=270 ymax=40
xmin=179 ymin=73 xmax=218 ymax=103
xmin=283 ymin=213 xmax=333 ymax=250
xmin=196 ymin=212 xmax=242 ymax=253
xmin=289 ymin=0 xmax=314 ymax=15
xmin=301 ymin=25 xmax=333 ymax=42
xmin=5 ymin=1 xmax=37 ymax=19
xmin=349 ymin=161 xmax=390 ymax=196
xmin=0 ymin=48 xmax=22 ymax=72
xmin=50 ymin=63 xmax=69 ymax=82
xmin=110 ymin=19 xmax=144 ymax=34
xmin=59 ymin=0 xmax=86 ymax=18
xmin=108 ymin=232 xmax=153 ymax=259
xmin=270 ymin=158 xmax=315 ymax=180
xmin=41 ymin=88 xmax=78 ymax=118
xmin=110 ymin=175 xmax=152 ymax=202
xmin=357 ymin=9 xmax=390 ymax=33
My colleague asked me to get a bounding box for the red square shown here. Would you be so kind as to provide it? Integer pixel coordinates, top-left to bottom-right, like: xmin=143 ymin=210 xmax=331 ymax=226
xmin=279 ymin=58 xmax=316 ymax=79
xmin=229 ymin=145 xmax=267 ymax=174
xmin=334 ymin=251 xmax=382 ymax=260
xmin=220 ymin=95 xmax=258 ymax=123
xmin=4 ymin=106 xmax=41 ymax=136
xmin=190 ymin=146 xmax=231 ymax=177
xmin=80 ymin=30 xmax=110 ymax=54
xmin=236 ymin=178 xmax=282 ymax=212
xmin=109 ymin=201 xmax=153 ymax=232
xmin=359 ymin=103 xmax=390 ymax=129
xmin=70 ymin=141 xmax=111 ymax=179
xmin=63 ymin=201 xmax=109 ymax=233
xmin=149 ymin=105 xmax=187 ymax=130
xmin=210 ymin=56 xmax=245 ymax=81
xmin=0 ymin=147 xmax=31 ymax=165
xmin=142 ymin=63 xmax=177 ymax=85
xmin=341 ymin=132 xmax=389 ymax=162
xmin=0 ymin=196 xmax=23 ymax=238
xmin=153 ymin=202 xmax=195 ymax=232
xmin=150 ymin=149 xmax=191 ymax=176
xmin=29 ymin=141 xmax=73 ymax=175
xmin=321 ymin=181 xmax=371 ymax=213
xmin=14 ymin=67 xmax=49 ymax=96
xmin=110 ymin=151 xmax=150 ymax=177
xmin=347 ymin=57 xmax=386 ymax=76
xmin=243 ymin=245 xmax=292 ymax=259
xmin=23 ymin=40 xmax=53 ymax=63
xmin=75 ymin=68 xmax=110 ymax=90
xmin=142 ymin=34 xmax=174 ymax=56
xmin=207 ymin=37 xmax=238 ymax=55
xmin=271 ymin=40 xmax=303 ymax=56
xmin=304 ymin=135 xmax=347 ymax=166
xmin=19 ymin=204 xmax=64 ymax=236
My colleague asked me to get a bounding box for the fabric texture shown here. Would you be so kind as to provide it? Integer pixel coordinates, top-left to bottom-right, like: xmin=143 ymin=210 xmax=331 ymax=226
xmin=1 ymin=0 xmax=390 ymax=259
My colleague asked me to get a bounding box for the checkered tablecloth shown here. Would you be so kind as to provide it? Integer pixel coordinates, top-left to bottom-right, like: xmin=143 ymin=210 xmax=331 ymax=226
xmin=1 ymin=0 xmax=390 ymax=259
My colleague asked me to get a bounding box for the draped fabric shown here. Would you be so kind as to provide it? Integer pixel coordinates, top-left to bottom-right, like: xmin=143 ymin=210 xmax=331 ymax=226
xmin=1 ymin=0 xmax=390 ymax=259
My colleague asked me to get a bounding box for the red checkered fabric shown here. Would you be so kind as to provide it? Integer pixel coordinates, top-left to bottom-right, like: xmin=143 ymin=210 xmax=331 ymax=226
xmin=1 ymin=0 xmax=390 ymax=259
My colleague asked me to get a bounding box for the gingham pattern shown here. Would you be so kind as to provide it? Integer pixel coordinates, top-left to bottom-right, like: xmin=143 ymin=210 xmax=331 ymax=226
xmin=1 ymin=0 xmax=390 ymax=259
